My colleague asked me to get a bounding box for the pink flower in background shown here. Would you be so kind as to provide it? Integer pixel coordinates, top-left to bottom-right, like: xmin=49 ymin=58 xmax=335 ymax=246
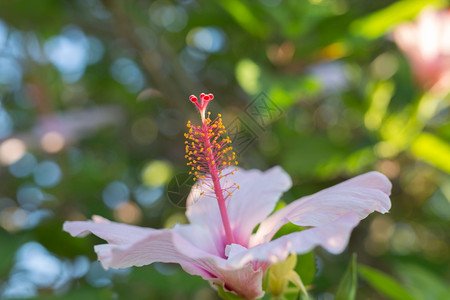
xmin=394 ymin=8 xmax=450 ymax=94
xmin=64 ymin=94 xmax=392 ymax=299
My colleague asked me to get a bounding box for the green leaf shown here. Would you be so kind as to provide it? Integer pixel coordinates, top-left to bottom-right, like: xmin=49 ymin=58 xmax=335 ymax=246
xmin=295 ymin=251 xmax=316 ymax=286
xmin=411 ymin=133 xmax=450 ymax=173
xmin=394 ymin=263 xmax=450 ymax=300
xmin=217 ymin=285 xmax=246 ymax=300
xmin=350 ymin=0 xmax=447 ymax=38
xmin=358 ymin=265 xmax=416 ymax=300
xmin=218 ymin=0 xmax=266 ymax=38
xmin=335 ymin=254 xmax=357 ymax=300
xmin=272 ymin=222 xmax=303 ymax=240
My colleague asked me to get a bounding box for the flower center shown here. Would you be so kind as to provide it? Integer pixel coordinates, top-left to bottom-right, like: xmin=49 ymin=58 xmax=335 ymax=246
xmin=185 ymin=93 xmax=238 ymax=245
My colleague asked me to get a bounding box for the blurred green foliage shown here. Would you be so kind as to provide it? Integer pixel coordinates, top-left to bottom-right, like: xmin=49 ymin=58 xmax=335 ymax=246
xmin=0 ymin=0 xmax=449 ymax=299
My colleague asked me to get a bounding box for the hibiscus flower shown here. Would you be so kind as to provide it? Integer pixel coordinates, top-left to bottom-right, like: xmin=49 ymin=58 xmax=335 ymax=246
xmin=393 ymin=8 xmax=450 ymax=95
xmin=64 ymin=94 xmax=391 ymax=299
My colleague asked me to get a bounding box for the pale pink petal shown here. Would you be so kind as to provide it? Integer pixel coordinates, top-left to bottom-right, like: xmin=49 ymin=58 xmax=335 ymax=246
xmin=394 ymin=23 xmax=418 ymax=56
xmin=394 ymin=8 xmax=450 ymax=93
xmin=64 ymin=219 xmax=263 ymax=299
xmin=251 ymin=171 xmax=391 ymax=247
xmin=185 ymin=182 xmax=226 ymax=254
xmin=439 ymin=10 xmax=450 ymax=54
xmin=106 ymin=229 xmax=264 ymax=299
xmin=417 ymin=8 xmax=440 ymax=61
xmin=64 ymin=219 xmax=215 ymax=270
xmin=186 ymin=166 xmax=292 ymax=248
xmin=63 ymin=218 xmax=155 ymax=244
xmin=229 ymin=213 xmax=361 ymax=268
xmin=210 ymin=264 xmax=264 ymax=299
xmin=227 ymin=166 xmax=291 ymax=246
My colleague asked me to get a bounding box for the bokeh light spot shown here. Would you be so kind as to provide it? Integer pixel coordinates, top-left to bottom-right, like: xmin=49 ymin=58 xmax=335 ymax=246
xmin=17 ymin=185 xmax=44 ymax=210
xmin=134 ymin=185 xmax=163 ymax=207
xmin=370 ymin=52 xmax=399 ymax=79
xmin=0 ymin=138 xmax=26 ymax=165
xmin=149 ymin=4 xmax=187 ymax=32
xmin=141 ymin=160 xmax=173 ymax=187
xmin=0 ymin=57 xmax=23 ymax=89
xmin=110 ymin=58 xmax=144 ymax=93
xmin=33 ymin=161 xmax=62 ymax=187
xmin=102 ymin=181 xmax=129 ymax=209
xmin=0 ymin=207 xmax=28 ymax=232
xmin=114 ymin=202 xmax=142 ymax=224
xmin=0 ymin=105 xmax=13 ymax=139
xmin=41 ymin=131 xmax=65 ymax=153
xmin=235 ymin=59 xmax=261 ymax=94
xmin=164 ymin=212 xmax=187 ymax=228
xmin=9 ymin=152 xmax=37 ymax=178
xmin=44 ymin=26 xmax=89 ymax=82
xmin=186 ymin=27 xmax=226 ymax=53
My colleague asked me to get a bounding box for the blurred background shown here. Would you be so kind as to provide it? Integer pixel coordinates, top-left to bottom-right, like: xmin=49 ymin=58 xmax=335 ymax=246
xmin=0 ymin=0 xmax=449 ymax=299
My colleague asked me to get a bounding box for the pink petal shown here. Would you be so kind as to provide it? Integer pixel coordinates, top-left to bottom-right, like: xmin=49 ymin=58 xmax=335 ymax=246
xmin=228 ymin=213 xmax=361 ymax=268
xmin=64 ymin=218 xmax=264 ymax=299
xmin=227 ymin=166 xmax=292 ymax=246
xmin=63 ymin=217 xmax=156 ymax=244
xmin=393 ymin=8 xmax=450 ymax=93
xmin=186 ymin=166 xmax=291 ymax=248
xmin=251 ymin=171 xmax=391 ymax=247
xmin=210 ymin=264 xmax=264 ymax=299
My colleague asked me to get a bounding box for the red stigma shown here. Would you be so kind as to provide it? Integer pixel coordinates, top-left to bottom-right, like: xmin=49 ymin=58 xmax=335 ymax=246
xmin=189 ymin=95 xmax=198 ymax=103
xmin=188 ymin=93 xmax=215 ymax=121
